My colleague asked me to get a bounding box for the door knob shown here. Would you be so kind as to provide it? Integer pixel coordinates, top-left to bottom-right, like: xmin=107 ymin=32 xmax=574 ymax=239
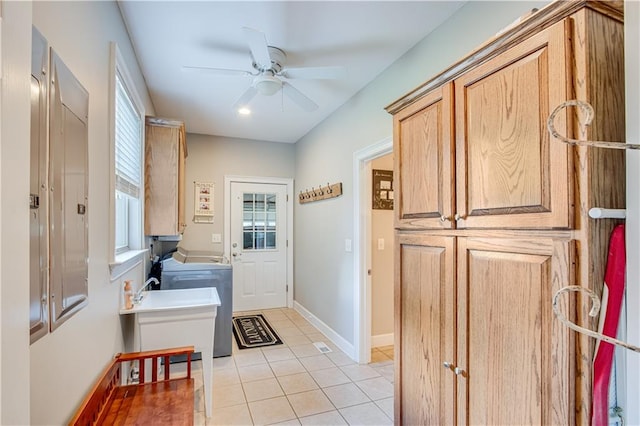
xmin=232 ymin=252 xmax=241 ymax=258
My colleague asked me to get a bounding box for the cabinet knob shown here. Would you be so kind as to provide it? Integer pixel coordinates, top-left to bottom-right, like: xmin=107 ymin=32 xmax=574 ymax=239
xmin=443 ymin=361 xmax=454 ymax=370
xmin=454 ymin=367 xmax=466 ymax=376
xmin=454 ymin=213 xmax=466 ymax=221
xmin=439 ymin=215 xmax=450 ymax=223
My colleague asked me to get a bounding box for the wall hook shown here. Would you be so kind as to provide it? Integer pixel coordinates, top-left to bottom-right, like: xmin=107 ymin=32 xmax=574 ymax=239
xmin=547 ymin=100 xmax=640 ymax=150
xmin=552 ymin=285 xmax=640 ymax=353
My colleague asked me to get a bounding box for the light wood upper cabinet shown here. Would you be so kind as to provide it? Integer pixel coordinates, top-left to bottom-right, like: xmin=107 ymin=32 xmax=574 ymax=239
xmin=393 ymin=19 xmax=573 ymax=230
xmin=394 ymin=84 xmax=454 ymax=229
xmin=144 ymin=117 xmax=187 ymax=236
xmin=455 ymin=20 xmax=571 ymax=229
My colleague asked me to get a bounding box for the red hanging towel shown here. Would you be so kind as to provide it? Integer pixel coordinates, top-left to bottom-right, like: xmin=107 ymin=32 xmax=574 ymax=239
xmin=592 ymin=224 xmax=626 ymax=426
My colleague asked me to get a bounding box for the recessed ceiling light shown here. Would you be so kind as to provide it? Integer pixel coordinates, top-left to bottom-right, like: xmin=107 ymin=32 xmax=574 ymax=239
xmin=238 ymin=107 xmax=251 ymax=116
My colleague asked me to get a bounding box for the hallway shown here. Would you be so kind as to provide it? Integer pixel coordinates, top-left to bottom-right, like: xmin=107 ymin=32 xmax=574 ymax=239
xmin=181 ymin=308 xmax=394 ymax=425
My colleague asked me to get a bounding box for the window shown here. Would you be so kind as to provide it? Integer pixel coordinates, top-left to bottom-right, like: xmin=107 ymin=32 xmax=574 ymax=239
xmin=111 ymin=43 xmax=144 ymax=260
xmin=242 ymin=192 xmax=277 ymax=250
xmin=114 ymin=72 xmax=142 ymax=253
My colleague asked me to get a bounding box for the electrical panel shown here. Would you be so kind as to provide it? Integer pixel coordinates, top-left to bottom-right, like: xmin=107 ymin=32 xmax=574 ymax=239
xmin=30 ymin=27 xmax=89 ymax=342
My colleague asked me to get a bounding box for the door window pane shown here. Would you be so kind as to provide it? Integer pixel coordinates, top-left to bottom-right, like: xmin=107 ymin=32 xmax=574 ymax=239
xmin=242 ymin=192 xmax=277 ymax=250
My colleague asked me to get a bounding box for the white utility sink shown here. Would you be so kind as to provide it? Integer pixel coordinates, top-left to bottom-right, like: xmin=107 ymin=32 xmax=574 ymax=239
xmin=120 ymin=286 xmax=219 ymax=314
xmin=120 ymin=287 xmax=220 ymax=417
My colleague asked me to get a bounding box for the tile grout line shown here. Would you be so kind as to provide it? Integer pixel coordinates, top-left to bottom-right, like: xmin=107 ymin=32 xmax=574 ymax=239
xmin=206 ymin=307 xmax=394 ymax=425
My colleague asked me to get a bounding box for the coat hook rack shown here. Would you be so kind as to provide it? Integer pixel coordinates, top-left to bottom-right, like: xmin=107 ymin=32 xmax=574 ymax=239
xmin=547 ymin=100 xmax=640 ymax=150
xmin=299 ymin=182 xmax=342 ymax=204
xmin=552 ymin=285 xmax=640 ymax=353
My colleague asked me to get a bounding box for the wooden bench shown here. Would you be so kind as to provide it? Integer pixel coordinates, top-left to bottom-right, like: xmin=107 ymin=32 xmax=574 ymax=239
xmin=69 ymin=346 xmax=195 ymax=426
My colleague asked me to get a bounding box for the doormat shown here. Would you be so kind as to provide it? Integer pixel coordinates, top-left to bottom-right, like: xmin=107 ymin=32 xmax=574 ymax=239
xmin=232 ymin=314 xmax=283 ymax=350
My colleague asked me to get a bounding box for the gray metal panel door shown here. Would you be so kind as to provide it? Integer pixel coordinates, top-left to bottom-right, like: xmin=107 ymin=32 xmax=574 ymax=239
xmin=49 ymin=49 xmax=89 ymax=330
xmin=30 ymin=27 xmax=49 ymax=343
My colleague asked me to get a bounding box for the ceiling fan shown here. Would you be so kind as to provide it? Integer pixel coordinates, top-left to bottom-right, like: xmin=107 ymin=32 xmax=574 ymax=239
xmin=184 ymin=27 xmax=346 ymax=112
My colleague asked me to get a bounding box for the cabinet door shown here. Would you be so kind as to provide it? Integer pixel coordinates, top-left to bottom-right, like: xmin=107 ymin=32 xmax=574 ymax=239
xmin=455 ymin=19 xmax=571 ymax=229
xmin=144 ymin=123 xmax=180 ymax=235
xmin=456 ymin=237 xmax=574 ymax=425
xmin=394 ymin=84 xmax=454 ymax=229
xmin=396 ymin=234 xmax=455 ymax=425
xmin=49 ymin=50 xmax=89 ymax=330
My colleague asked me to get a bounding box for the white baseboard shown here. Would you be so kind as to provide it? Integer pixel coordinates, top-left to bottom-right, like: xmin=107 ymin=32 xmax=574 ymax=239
xmin=293 ymin=301 xmax=355 ymax=360
xmin=371 ymin=333 xmax=394 ymax=348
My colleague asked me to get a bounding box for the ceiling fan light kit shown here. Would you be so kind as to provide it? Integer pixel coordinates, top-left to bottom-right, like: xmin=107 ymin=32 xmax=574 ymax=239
xmin=254 ymin=75 xmax=282 ymax=96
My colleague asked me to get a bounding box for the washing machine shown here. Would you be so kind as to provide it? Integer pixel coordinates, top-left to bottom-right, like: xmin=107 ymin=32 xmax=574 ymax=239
xmin=161 ymin=248 xmax=232 ymax=357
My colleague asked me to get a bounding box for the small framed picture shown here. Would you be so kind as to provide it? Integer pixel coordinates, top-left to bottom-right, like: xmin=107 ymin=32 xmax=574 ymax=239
xmin=194 ymin=182 xmax=215 ymax=217
xmin=372 ymin=169 xmax=394 ymax=210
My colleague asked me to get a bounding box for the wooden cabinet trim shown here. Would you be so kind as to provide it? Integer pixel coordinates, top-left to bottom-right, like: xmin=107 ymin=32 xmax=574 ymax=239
xmin=385 ymin=1 xmax=621 ymax=114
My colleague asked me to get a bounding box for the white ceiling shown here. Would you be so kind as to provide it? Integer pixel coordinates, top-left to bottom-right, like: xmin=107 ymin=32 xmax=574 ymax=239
xmin=118 ymin=1 xmax=465 ymax=143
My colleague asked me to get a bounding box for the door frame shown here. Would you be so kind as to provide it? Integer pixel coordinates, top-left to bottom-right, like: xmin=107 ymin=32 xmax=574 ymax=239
xmin=353 ymin=137 xmax=393 ymax=363
xmin=224 ymin=175 xmax=294 ymax=309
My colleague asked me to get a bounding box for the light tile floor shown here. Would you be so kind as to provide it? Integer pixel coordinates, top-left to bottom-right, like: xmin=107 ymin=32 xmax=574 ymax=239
xmin=184 ymin=308 xmax=394 ymax=425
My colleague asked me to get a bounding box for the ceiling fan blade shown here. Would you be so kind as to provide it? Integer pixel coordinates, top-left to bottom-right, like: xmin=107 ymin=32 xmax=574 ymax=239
xmin=280 ymin=66 xmax=346 ymax=80
xmin=232 ymin=86 xmax=258 ymax=110
xmin=242 ymin=27 xmax=272 ymax=69
xmin=182 ymin=65 xmax=252 ymax=77
xmin=282 ymin=82 xmax=318 ymax=112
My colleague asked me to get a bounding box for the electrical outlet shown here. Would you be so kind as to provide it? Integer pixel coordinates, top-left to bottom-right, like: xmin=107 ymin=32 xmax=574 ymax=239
xmin=211 ymin=233 xmax=222 ymax=243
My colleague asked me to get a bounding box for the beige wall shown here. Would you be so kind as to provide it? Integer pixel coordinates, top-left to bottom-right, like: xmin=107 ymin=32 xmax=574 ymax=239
xmin=180 ymin=134 xmax=295 ymax=252
xmin=371 ymin=154 xmax=393 ymax=343
xmin=0 ymin=1 xmax=153 ymax=423
xmin=1 ymin=2 xmax=33 ymax=423
xmin=294 ymin=1 xmax=548 ymax=350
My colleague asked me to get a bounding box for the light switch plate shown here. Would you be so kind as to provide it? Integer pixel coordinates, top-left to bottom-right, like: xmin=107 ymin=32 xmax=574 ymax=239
xmin=345 ymin=239 xmax=352 ymax=252
xmin=211 ymin=233 xmax=222 ymax=243
xmin=377 ymin=238 xmax=385 ymax=250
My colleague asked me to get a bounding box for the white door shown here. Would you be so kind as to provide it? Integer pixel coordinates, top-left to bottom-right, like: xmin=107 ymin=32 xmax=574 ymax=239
xmin=230 ymin=182 xmax=288 ymax=311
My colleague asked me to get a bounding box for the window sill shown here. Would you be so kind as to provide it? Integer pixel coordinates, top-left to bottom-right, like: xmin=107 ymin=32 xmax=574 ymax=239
xmin=110 ymin=249 xmax=149 ymax=280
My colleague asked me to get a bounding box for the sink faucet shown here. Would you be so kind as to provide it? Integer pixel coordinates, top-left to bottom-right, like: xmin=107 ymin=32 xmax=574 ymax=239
xmin=132 ymin=277 xmax=159 ymax=304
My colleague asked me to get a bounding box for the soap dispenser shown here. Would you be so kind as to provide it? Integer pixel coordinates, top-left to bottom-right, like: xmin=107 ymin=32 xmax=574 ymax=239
xmin=123 ymin=280 xmax=133 ymax=309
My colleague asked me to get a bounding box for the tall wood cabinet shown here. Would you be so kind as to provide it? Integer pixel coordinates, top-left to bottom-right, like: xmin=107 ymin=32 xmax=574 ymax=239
xmin=144 ymin=117 xmax=187 ymax=236
xmin=387 ymin=2 xmax=625 ymax=425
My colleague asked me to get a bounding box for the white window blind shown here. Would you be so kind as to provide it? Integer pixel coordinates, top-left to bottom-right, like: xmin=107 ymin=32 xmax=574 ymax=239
xmin=115 ymin=72 xmax=141 ymax=198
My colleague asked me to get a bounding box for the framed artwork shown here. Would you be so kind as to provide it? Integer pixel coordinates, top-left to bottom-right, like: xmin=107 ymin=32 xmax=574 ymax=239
xmin=372 ymin=169 xmax=394 ymax=210
xmin=194 ymin=181 xmax=214 ymax=223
